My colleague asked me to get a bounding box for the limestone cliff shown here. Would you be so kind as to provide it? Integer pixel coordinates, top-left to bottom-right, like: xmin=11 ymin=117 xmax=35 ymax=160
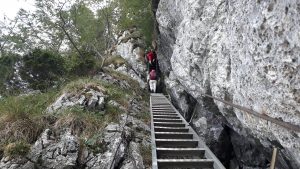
xmin=155 ymin=0 xmax=300 ymax=168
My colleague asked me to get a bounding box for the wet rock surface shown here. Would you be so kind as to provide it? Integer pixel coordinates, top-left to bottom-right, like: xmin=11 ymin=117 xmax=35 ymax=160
xmin=155 ymin=0 xmax=300 ymax=168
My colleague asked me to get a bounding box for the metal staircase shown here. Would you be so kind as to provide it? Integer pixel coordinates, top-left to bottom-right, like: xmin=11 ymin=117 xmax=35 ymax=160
xmin=150 ymin=93 xmax=225 ymax=169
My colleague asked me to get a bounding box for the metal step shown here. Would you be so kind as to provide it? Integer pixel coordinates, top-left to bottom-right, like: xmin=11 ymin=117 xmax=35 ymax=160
xmin=152 ymin=102 xmax=170 ymax=104
xmin=154 ymin=122 xmax=185 ymax=127
xmin=153 ymin=115 xmax=180 ymax=119
xmin=155 ymin=139 xmax=198 ymax=148
xmin=152 ymin=108 xmax=174 ymax=110
xmin=152 ymin=106 xmax=173 ymax=108
xmin=152 ymin=109 xmax=175 ymax=112
xmin=155 ymin=132 xmax=193 ymax=139
xmin=154 ymin=127 xmax=189 ymax=132
xmin=152 ymin=110 xmax=176 ymax=113
xmin=150 ymin=94 xmax=225 ymax=169
xmin=156 ymin=148 xmax=205 ymax=158
xmin=153 ymin=113 xmax=177 ymax=116
xmin=157 ymin=159 xmax=214 ymax=169
xmin=153 ymin=118 xmax=182 ymax=123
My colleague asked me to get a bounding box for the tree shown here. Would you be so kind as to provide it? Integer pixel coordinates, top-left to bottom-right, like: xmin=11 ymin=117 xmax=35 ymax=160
xmin=0 ymin=53 xmax=20 ymax=94
xmin=115 ymin=0 xmax=154 ymax=45
xmin=20 ymin=49 xmax=65 ymax=91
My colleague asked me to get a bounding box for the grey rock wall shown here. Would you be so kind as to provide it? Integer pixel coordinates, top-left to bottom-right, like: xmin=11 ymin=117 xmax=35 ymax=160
xmin=156 ymin=0 xmax=300 ymax=168
xmin=115 ymin=30 xmax=147 ymax=77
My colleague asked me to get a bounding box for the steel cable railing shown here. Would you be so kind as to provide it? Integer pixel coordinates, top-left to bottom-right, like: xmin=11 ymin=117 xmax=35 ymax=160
xmin=200 ymin=93 xmax=300 ymax=132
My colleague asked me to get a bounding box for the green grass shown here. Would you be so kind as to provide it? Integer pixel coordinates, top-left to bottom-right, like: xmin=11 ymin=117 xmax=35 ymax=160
xmin=0 ymin=68 xmax=150 ymax=158
xmin=140 ymin=144 xmax=152 ymax=168
xmin=4 ymin=141 xmax=30 ymax=158
xmin=53 ymin=106 xmax=106 ymax=137
xmin=0 ymin=91 xmax=59 ymax=144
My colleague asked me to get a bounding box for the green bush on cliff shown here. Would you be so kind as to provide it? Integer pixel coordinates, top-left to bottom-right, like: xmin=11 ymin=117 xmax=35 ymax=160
xmin=67 ymin=52 xmax=97 ymax=76
xmin=20 ymin=49 xmax=66 ymax=91
xmin=0 ymin=53 xmax=20 ymax=95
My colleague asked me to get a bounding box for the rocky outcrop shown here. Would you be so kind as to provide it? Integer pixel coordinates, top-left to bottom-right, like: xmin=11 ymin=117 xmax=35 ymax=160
xmin=47 ymin=86 xmax=106 ymax=113
xmin=93 ymin=72 xmax=130 ymax=89
xmin=115 ymin=30 xmax=147 ymax=78
xmin=155 ymin=0 xmax=300 ymax=168
xmin=0 ymin=129 xmax=79 ymax=169
xmin=116 ymin=64 xmax=146 ymax=89
xmin=0 ymin=99 xmax=150 ymax=169
xmin=86 ymin=114 xmax=150 ymax=169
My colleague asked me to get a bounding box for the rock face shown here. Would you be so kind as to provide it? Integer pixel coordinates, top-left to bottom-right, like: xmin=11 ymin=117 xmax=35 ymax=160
xmin=93 ymin=72 xmax=130 ymax=90
xmin=155 ymin=0 xmax=300 ymax=168
xmin=116 ymin=64 xmax=146 ymax=89
xmin=115 ymin=30 xmax=147 ymax=78
xmin=0 ymin=129 xmax=79 ymax=169
xmin=86 ymin=114 xmax=150 ymax=169
xmin=47 ymin=86 xmax=106 ymax=113
xmin=0 ymin=99 xmax=151 ymax=169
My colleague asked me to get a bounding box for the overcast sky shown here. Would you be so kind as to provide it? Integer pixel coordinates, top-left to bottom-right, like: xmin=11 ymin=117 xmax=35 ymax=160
xmin=0 ymin=0 xmax=35 ymax=22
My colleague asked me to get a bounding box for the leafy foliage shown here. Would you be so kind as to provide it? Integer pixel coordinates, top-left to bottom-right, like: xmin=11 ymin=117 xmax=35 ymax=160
xmin=115 ymin=0 xmax=154 ymax=45
xmin=20 ymin=49 xmax=65 ymax=91
xmin=0 ymin=53 xmax=20 ymax=94
xmin=67 ymin=52 xmax=97 ymax=76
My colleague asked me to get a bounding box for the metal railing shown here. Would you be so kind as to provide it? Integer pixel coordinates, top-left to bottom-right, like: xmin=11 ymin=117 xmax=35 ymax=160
xmin=201 ymin=93 xmax=300 ymax=132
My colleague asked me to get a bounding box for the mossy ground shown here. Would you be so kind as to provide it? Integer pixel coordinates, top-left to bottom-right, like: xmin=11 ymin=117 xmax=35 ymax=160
xmin=0 ymin=69 xmax=150 ymax=158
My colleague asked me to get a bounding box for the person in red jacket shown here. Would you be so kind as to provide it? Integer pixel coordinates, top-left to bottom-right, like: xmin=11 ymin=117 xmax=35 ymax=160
xmin=146 ymin=49 xmax=157 ymax=72
xmin=148 ymin=69 xmax=157 ymax=93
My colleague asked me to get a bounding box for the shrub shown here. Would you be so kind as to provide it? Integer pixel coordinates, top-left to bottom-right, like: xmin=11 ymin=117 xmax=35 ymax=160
xmin=67 ymin=52 xmax=97 ymax=76
xmin=0 ymin=53 xmax=20 ymax=95
xmin=116 ymin=0 xmax=154 ymax=46
xmin=20 ymin=49 xmax=65 ymax=91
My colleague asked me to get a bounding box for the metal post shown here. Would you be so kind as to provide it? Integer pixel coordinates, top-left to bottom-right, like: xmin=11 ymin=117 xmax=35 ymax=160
xmin=270 ymin=147 xmax=278 ymax=169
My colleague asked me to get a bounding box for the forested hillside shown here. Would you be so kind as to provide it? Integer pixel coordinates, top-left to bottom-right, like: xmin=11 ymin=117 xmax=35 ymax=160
xmin=0 ymin=0 xmax=154 ymax=168
xmin=0 ymin=0 xmax=153 ymax=95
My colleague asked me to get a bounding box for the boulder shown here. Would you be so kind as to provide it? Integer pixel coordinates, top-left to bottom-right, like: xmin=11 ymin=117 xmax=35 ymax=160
xmin=47 ymin=87 xmax=106 ymax=113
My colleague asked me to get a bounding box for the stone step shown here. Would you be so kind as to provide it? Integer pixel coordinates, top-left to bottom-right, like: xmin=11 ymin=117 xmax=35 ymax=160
xmin=154 ymin=127 xmax=189 ymax=132
xmin=156 ymin=148 xmax=205 ymax=158
xmin=157 ymin=159 xmax=214 ymax=169
xmin=154 ymin=122 xmax=185 ymax=127
xmin=155 ymin=132 xmax=193 ymax=139
xmin=155 ymin=139 xmax=198 ymax=148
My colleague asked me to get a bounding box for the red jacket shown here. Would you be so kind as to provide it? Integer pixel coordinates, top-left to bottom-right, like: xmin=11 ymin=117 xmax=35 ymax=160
xmin=149 ymin=70 xmax=156 ymax=80
xmin=147 ymin=51 xmax=156 ymax=63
